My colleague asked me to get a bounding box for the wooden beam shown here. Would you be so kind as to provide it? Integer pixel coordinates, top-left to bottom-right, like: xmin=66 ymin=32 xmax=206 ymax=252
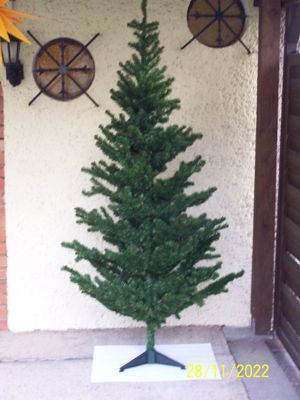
xmin=251 ymin=0 xmax=282 ymax=335
xmin=283 ymin=0 xmax=300 ymax=6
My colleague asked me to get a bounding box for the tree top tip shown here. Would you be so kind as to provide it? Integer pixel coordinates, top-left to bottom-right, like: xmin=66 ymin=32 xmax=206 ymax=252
xmin=141 ymin=0 xmax=148 ymax=20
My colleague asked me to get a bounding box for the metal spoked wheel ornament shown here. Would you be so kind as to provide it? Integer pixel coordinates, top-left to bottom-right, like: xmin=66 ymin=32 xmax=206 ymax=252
xmin=182 ymin=0 xmax=250 ymax=54
xmin=29 ymin=32 xmax=100 ymax=106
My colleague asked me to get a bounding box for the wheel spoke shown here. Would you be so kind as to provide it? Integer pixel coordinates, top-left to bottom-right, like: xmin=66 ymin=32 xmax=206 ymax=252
xmin=29 ymin=73 xmax=61 ymax=106
xmin=68 ymin=66 xmax=94 ymax=73
xmin=205 ymin=0 xmax=217 ymax=13
xmin=41 ymin=48 xmax=60 ymax=67
xmin=223 ymin=15 xmax=246 ymax=18
xmin=182 ymin=17 xmax=217 ymax=50
xmin=27 ymin=30 xmax=61 ymax=67
xmin=60 ymin=40 xmax=66 ymax=99
xmin=217 ymin=0 xmax=222 ymax=45
xmin=221 ymin=18 xmax=251 ymax=54
xmin=189 ymin=12 xmax=215 ymax=19
xmin=221 ymin=18 xmax=238 ymax=39
xmin=33 ymin=68 xmax=60 ymax=74
xmin=60 ymin=39 xmax=66 ymax=66
xmin=66 ymin=72 xmax=99 ymax=107
xmin=61 ymin=75 xmax=66 ymax=99
xmin=66 ymin=33 xmax=100 ymax=68
xmin=222 ymin=1 xmax=236 ymax=15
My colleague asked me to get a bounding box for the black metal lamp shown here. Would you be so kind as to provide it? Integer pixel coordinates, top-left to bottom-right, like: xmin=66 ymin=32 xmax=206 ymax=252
xmin=1 ymin=35 xmax=24 ymax=87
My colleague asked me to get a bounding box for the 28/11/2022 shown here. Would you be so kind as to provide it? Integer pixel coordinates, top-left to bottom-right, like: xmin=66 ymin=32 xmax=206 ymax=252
xmin=186 ymin=363 xmax=270 ymax=379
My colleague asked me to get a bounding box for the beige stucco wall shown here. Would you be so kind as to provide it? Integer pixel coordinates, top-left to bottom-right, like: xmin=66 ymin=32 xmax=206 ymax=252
xmin=2 ymin=0 xmax=258 ymax=331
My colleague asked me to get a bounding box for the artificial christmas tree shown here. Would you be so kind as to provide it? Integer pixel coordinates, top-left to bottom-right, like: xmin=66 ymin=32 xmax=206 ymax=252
xmin=62 ymin=0 xmax=244 ymax=372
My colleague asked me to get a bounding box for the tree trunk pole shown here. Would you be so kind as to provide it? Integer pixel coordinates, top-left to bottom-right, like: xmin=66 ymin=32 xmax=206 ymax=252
xmin=147 ymin=326 xmax=155 ymax=351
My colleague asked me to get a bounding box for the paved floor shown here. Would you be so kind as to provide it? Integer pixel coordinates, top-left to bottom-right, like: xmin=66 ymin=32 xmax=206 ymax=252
xmin=0 ymin=326 xmax=299 ymax=400
xmin=224 ymin=327 xmax=300 ymax=400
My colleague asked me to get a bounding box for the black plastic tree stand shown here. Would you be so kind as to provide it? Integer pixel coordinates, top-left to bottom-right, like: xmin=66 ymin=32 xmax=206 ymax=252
xmin=119 ymin=349 xmax=186 ymax=372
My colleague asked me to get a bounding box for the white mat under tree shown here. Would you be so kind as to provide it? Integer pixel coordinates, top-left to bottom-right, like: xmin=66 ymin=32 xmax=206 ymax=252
xmin=91 ymin=343 xmax=221 ymax=382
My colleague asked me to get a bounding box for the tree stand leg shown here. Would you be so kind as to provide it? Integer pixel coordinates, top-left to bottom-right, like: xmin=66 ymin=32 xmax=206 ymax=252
xmin=119 ymin=349 xmax=186 ymax=372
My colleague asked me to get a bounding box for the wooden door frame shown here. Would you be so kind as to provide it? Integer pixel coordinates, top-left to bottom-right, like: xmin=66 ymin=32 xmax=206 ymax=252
xmin=251 ymin=0 xmax=282 ymax=335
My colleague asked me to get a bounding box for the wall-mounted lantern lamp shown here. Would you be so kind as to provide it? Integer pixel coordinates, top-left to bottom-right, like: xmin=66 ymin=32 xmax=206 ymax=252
xmin=1 ymin=35 xmax=24 ymax=87
xmin=0 ymin=0 xmax=37 ymax=87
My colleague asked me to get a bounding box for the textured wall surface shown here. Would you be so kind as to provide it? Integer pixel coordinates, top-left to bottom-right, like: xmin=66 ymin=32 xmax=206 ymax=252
xmin=2 ymin=0 xmax=258 ymax=331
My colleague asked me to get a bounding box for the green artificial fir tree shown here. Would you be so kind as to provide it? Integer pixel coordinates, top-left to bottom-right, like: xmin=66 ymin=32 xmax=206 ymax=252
xmin=62 ymin=0 xmax=244 ymax=372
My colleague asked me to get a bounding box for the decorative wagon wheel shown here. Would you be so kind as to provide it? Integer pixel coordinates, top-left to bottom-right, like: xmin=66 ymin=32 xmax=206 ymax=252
xmin=182 ymin=0 xmax=250 ymax=54
xmin=29 ymin=32 xmax=100 ymax=106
